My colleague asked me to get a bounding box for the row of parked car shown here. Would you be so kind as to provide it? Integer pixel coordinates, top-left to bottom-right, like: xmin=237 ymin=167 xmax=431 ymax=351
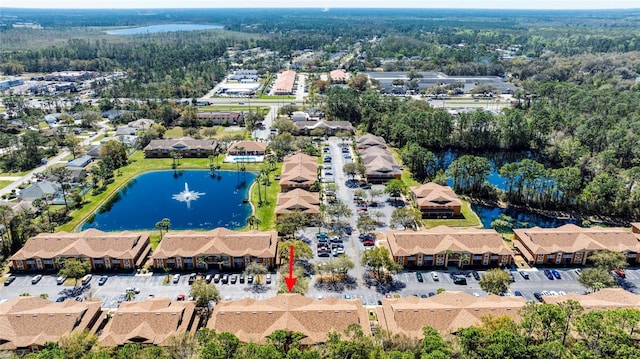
xmin=172 ymin=272 xmax=272 ymax=285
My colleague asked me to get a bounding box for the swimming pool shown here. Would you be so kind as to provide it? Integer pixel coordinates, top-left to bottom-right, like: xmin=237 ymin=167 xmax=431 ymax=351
xmin=224 ymin=155 xmax=264 ymax=163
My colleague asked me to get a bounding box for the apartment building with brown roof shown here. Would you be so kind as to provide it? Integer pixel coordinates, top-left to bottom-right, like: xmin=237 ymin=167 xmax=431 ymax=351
xmin=275 ymin=188 xmax=320 ymax=218
xmin=384 ymin=226 xmax=512 ymax=268
xmin=378 ymin=292 xmax=525 ymax=337
xmin=359 ymin=146 xmax=402 ymax=184
xmin=294 ymin=120 xmax=355 ymax=136
xmin=99 ymin=298 xmax=197 ymax=347
xmin=143 ymin=137 xmax=219 ymax=158
xmin=513 ymin=224 xmax=640 ymax=266
xmin=355 ymin=133 xmax=387 ymax=149
xmin=279 ymin=153 xmax=318 ymax=191
xmin=10 ymin=229 xmax=151 ymax=272
xmin=0 ymin=296 xmax=102 ymax=354
xmin=411 ymin=182 xmax=462 ymax=218
xmin=329 ymin=69 xmax=348 ymax=83
xmin=196 ymin=112 xmax=244 ymax=126
xmin=207 ymin=294 xmax=370 ymax=344
xmin=227 ymin=140 xmax=267 ymax=156
xmin=541 ymin=288 xmax=640 ymax=308
xmin=151 ymin=228 xmax=278 ymax=270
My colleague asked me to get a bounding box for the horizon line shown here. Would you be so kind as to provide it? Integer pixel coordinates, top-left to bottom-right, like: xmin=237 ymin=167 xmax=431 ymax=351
xmin=2 ymin=7 xmax=639 ymax=10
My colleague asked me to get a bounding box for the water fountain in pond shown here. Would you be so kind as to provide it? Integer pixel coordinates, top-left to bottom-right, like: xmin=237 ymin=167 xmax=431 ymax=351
xmin=172 ymin=182 xmax=205 ymax=208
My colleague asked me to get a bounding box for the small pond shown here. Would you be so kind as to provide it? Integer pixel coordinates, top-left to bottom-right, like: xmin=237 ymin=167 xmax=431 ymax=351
xmin=81 ymin=170 xmax=255 ymax=231
xmin=105 ymin=24 xmax=223 ymax=35
xmin=472 ymin=204 xmax=579 ymax=230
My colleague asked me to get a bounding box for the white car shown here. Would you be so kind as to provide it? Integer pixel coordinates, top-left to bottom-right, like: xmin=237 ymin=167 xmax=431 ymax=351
xmin=431 ymin=272 xmax=439 ymax=281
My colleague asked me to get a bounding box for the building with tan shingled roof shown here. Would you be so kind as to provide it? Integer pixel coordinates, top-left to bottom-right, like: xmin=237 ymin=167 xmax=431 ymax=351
xmin=411 ymin=182 xmax=462 ymax=218
xmin=207 ymin=293 xmax=370 ymax=344
xmin=279 ymin=153 xmax=318 ymax=191
xmin=0 ymin=296 xmax=102 ymax=354
xmin=379 ymin=291 xmax=525 ymax=337
xmin=384 ymin=226 xmax=512 ymax=268
xmin=98 ymin=298 xmax=197 ymax=347
xmin=275 ymin=188 xmax=320 ymax=218
xmin=151 ymin=228 xmax=278 ymax=270
xmin=513 ymin=224 xmax=640 ymax=266
xmin=10 ymin=229 xmax=151 ymax=272
xmin=541 ymin=288 xmax=640 ymax=309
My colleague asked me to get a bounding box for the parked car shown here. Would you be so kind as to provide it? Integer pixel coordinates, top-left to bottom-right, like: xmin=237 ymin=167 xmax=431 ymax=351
xmin=323 ymin=156 xmax=332 ymax=163
xmin=4 ymin=275 xmax=16 ymax=286
xmin=239 ymin=274 xmax=245 ymax=283
xmin=316 ymin=232 xmax=329 ymax=239
xmin=31 ymin=274 xmax=42 ymax=284
xmin=55 ymin=296 xmax=66 ymax=302
xmin=452 ymin=275 xmax=467 ymax=285
xmin=551 ymin=269 xmax=562 ymax=279
xmin=172 ymin=274 xmax=181 ymax=284
xmin=230 ymin=274 xmax=238 ymax=284
xmin=472 ymin=271 xmax=481 ymax=280
xmin=431 ymin=272 xmax=439 ymax=281
xmin=543 ymin=269 xmax=554 ymax=280
xmin=247 ymin=275 xmax=254 ymax=284
xmin=614 ymin=269 xmax=626 ymax=278
xmin=56 ymin=276 xmax=66 ymax=285
xmin=98 ymin=276 xmax=108 ymax=286
xmin=519 ymin=271 xmax=530 ymax=279
xmin=213 ymin=273 xmax=221 ymax=283
xmin=176 ymin=294 xmax=185 ymax=301
xmin=416 ymin=272 xmax=424 ymax=282
xmin=362 ymin=239 xmax=375 ymax=246
xmin=205 ymin=274 xmax=213 ymax=283
xmin=266 ymin=273 xmax=272 ymax=284
xmin=575 ymin=268 xmax=583 ymax=275
xmin=330 ymin=236 xmax=343 ymax=243
xmin=514 ymin=291 xmax=523 ymax=296
xmin=188 ymin=273 xmax=197 ymax=284
xmin=534 ymin=292 xmax=543 ymax=302
xmin=117 ymin=294 xmax=127 ymax=303
xmin=126 ymin=287 xmax=141 ymax=294
xmin=221 ymin=274 xmax=229 ymax=284
xmin=81 ymin=274 xmax=92 ymax=285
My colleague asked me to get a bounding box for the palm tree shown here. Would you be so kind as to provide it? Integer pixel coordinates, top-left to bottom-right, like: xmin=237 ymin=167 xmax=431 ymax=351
xmin=459 ymin=253 xmax=470 ymax=269
xmin=247 ymin=215 xmax=261 ymax=230
xmin=196 ymin=256 xmax=208 ymax=270
xmin=155 ymin=218 xmax=171 ymax=240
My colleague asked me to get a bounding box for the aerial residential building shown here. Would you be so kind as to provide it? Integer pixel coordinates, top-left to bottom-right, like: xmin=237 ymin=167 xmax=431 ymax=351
xmin=279 ymin=153 xmax=318 ymax=191
xmin=0 ymin=296 xmax=102 ymax=354
xmin=410 ymin=182 xmax=462 ymax=218
xmin=359 ymin=146 xmax=402 ymax=183
xmin=98 ymin=298 xmax=197 ymax=347
xmin=379 ymin=292 xmax=525 ymax=337
xmin=273 ymin=70 xmax=297 ymax=95
xmin=196 ymin=112 xmax=245 ymax=126
xmin=9 ymin=229 xmax=151 ymax=272
xmin=143 ymin=138 xmax=219 ymax=158
xmin=207 ymin=294 xmax=370 ymax=344
xmin=151 ymin=228 xmax=279 ymax=270
xmin=275 ymin=188 xmax=320 ymax=218
xmin=513 ymin=224 xmax=640 ymax=266
xmin=294 ymin=120 xmax=355 ymax=136
xmin=356 ymin=133 xmax=387 ymax=149
xmin=227 ymin=140 xmax=268 ymax=156
xmin=384 ymin=226 xmax=513 ymax=267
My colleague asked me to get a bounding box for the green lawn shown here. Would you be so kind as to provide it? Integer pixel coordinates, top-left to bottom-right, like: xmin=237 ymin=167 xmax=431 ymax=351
xmin=0 ymin=181 xmax=13 ymax=190
xmin=422 ymin=199 xmax=482 ymax=228
xmin=197 ymin=105 xmax=270 ymax=112
xmin=59 ymin=151 xmax=273 ymax=232
xmin=248 ymin=166 xmax=281 ymax=231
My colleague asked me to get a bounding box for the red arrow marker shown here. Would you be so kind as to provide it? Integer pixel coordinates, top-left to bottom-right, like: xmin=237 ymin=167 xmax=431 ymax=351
xmin=285 ymin=245 xmax=297 ymax=292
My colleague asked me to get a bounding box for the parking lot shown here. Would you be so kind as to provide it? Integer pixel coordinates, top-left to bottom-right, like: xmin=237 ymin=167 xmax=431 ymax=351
xmin=1 ymin=271 xmax=279 ymax=308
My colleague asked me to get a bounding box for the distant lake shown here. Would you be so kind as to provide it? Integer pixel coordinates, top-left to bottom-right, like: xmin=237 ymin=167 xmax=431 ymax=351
xmin=81 ymin=170 xmax=255 ymax=231
xmin=105 ymin=24 xmax=223 ymax=35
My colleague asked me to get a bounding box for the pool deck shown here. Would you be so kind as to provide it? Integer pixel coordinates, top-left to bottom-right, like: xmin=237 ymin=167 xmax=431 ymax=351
xmin=223 ymin=155 xmax=265 ymax=163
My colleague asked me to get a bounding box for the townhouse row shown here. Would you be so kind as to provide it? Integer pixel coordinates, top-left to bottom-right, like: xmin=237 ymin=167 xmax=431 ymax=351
xmin=10 ymin=223 xmax=640 ymax=274
xmin=3 ymin=289 xmax=637 ymax=354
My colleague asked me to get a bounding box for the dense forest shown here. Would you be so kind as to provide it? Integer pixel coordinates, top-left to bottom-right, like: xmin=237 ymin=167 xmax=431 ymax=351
xmin=10 ymin=302 xmax=640 ymax=359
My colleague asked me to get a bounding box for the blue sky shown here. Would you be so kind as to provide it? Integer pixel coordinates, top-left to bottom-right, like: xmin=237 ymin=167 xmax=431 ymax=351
xmin=1 ymin=0 xmax=638 ymax=9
